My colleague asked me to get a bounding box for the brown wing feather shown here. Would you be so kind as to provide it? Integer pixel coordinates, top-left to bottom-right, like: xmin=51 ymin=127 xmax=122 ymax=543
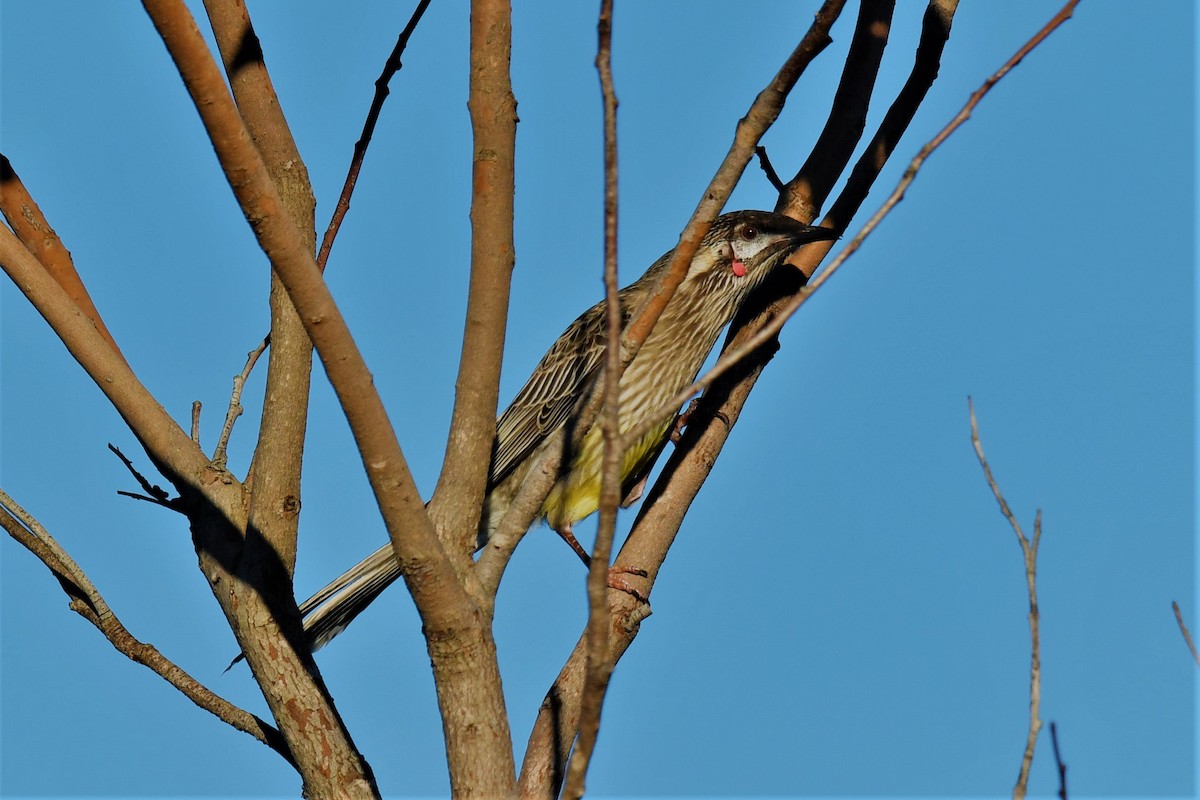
xmin=489 ymin=293 xmax=636 ymax=488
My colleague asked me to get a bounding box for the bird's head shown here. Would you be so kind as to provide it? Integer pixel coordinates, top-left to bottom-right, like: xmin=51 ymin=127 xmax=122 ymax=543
xmin=693 ymin=210 xmax=839 ymax=290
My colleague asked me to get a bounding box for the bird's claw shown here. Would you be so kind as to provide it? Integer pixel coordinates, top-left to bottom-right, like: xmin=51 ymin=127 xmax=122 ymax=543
xmin=607 ymin=566 xmax=650 ymax=603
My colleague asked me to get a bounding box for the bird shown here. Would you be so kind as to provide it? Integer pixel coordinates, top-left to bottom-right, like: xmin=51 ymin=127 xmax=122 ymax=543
xmin=297 ymin=210 xmax=837 ymax=651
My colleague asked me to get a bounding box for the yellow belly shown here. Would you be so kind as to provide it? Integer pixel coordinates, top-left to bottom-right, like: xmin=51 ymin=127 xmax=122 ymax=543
xmin=541 ymin=420 xmax=670 ymax=531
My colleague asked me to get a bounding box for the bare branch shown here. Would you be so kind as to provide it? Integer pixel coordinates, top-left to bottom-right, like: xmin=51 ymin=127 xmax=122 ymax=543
xmin=139 ymin=0 xmax=462 ymax=613
xmin=428 ymin=0 xmax=519 ymax=568
xmin=519 ymin=3 xmax=849 ymax=792
xmin=108 ymin=443 xmax=179 ymax=510
xmin=621 ymin=0 xmax=1079 ymax=453
xmin=211 ymin=336 xmax=268 ymax=470
xmin=780 ymin=0 xmax=896 ymax=221
xmin=563 ymin=3 xmax=620 ymax=797
xmin=0 ymin=488 xmax=292 ymax=762
xmin=1172 ymin=601 xmax=1200 ymax=668
xmin=523 ymin=3 xmax=1086 ymax=790
xmin=968 ymin=398 xmax=1042 ymax=800
xmin=316 ymin=0 xmax=432 ymax=272
xmin=0 ymin=154 xmax=127 ymax=363
xmin=754 ymin=145 xmax=786 ymax=193
xmin=190 ymin=401 xmax=202 ymax=446
xmin=1050 ymin=721 xmax=1069 ymax=800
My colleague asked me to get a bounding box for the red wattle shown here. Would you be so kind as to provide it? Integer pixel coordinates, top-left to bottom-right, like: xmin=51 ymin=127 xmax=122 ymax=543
xmin=732 ymin=259 xmax=746 ymax=277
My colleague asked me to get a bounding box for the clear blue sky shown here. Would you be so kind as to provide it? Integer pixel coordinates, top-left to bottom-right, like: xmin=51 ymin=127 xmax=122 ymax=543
xmin=1 ymin=2 xmax=1194 ymax=798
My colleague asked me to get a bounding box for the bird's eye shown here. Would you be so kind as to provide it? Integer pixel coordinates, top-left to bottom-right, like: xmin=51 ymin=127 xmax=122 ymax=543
xmin=740 ymin=225 xmax=758 ymax=241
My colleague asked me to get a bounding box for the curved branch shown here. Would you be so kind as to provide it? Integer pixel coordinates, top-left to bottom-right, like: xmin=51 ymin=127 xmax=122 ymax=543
xmin=0 ymin=489 xmax=293 ymax=763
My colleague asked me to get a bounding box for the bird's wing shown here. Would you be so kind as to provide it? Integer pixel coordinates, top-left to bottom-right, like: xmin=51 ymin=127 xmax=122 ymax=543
xmin=490 ymin=296 xmax=628 ymax=487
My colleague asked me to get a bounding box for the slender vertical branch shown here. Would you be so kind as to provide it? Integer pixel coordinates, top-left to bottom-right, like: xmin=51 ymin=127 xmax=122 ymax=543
xmin=968 ymin=398 xmax=1042 ymax=800
xmin=429 ymin=0 xmax=520 ymax=567
xmin=1049 ymin=721 xmax=1069 ymax=800
xmin=563 ymin=3 xmax=619 ymax=798
xmin=518 ymin=4 xmax=848 ymax=794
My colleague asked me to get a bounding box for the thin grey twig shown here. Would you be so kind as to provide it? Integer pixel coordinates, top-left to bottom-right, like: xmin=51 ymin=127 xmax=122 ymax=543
xmin=968 ymin=397 xmax=1042 ymax=800
xmin=212 ymin=336 xmax=268 ymax=469
xmin=564 ymin=3 xmax=620 ymax=798
xmin=190 ymin=401 xmax=202 ymax=446
xmin=1172 ymin=601 xmax=1200 ymax=668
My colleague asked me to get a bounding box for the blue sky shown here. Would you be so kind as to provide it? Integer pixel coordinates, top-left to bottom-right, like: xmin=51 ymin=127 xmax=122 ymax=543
xmin=0 ymin=1 xmax=1194 ymax=798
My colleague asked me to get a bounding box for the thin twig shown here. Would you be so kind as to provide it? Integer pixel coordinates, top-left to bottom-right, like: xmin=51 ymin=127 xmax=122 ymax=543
xmin=1049 ymin=721 xmax=1068 ymax=800
xmin=1172 ymin=601 xmax=1200 ymax=668
xmin=968 ymin=398 xmax=1042 ymax=800
xmin=564 ymin=3 xmax=620 ymax=798
xmin=107 ymin=443 xmax=178 ymax=510
xmin=190 ymin=401 xmax=202 ymax=446
xmin=316 ymin=0 xmax=432 ymax=272
xmin=754 ymin=145 xmax=785 ymax=193
xmin=212 ymin=336 xmax=268 ymax=469
xmin=0 ymin=488 xmax=292 ymax=762
xmin=619 ymin=0 xmax=1080 ymax=453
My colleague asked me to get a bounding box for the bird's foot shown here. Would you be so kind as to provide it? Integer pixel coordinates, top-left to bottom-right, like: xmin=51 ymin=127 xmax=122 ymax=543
xmin=607 ymin=566 xmax=650 ymax=603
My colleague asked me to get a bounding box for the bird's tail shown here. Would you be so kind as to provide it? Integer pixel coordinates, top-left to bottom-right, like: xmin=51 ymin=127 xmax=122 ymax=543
xmin=299 ymin=543 xmax=402 ymax=652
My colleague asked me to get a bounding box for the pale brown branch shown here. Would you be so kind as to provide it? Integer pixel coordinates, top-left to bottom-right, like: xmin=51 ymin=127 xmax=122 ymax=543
xmin=1172 ymin=601 xmax=1200 ymax=668
xmin=139 ymin=0 xmax=462 ymax=615
xmin=316 ymin=0 xmax=432 ymax=272
xmin=203 ymin=0 xmax=316 ymax=579
xmin=211 ymin=336 xmax=268 ymax=470
xmin=0 ymin=154 xmax=127 ymax=363
xmin=969 ymin=398 xmax=1042 ymax=800
xmin=563 ymin=3 xmax=620 ymax=798
xmin=428 ymin=0 xmax=519 ymax=569
xmin=0 ymin=488 xmax=292 ymax=762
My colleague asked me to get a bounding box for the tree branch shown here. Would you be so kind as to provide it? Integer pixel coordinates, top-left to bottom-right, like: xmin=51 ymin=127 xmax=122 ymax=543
xmin=1172 ymin=600 xmax=1200 ymax=668
xmin=428 ymin=0 xmax=520 ymax=571
xmin=969 ymin=398 xmax=1043 ymax=800
xmin=520 ymin=2 xmax=1086 ymax=791
xmin=563 ymin=2 xmax=620 ymax=797
xmin=0 ymin=155 xmax=127 ymax=363
xmin=0 ymin=488 xmax=293 ymax=764
xmin=780 ymin=0 xmax=896 ymax=222
xmin=316 ymin=0 xmax=432 ymax=272
xmin=518 ymin=3 xmax=848 ymax=793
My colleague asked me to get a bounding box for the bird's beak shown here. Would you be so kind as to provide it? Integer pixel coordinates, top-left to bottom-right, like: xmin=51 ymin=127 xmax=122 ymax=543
xmin=792 ymin=223 xmax=840 ymax=246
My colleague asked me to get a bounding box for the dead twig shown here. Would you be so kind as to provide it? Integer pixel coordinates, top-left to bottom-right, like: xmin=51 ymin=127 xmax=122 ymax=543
xmin=212 ymin=336 xmax=269 ymax=469
xmin=563 ymin=3 xmax=621 ymax=798
xmin=968 ymin=397 xmax=1042 ymax=800
xmin=0 ymin=487 xmax=292 ymax=762
xmin=316 ymin=0 xmax=432 ymax=272
xmin=107 ymin=443 xmax=179 ymax=511
xmin=1171 ymin=601 xmax=1200 ymax=668
xmin=1050 ymin=721 xmax=1068 ymax=800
